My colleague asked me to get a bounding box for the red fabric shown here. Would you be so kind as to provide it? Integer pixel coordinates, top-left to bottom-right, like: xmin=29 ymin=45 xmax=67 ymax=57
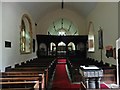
xmin=52 ymin=59 xmax=80 ymax=90
xmin=52 ymin=59 xmax=109 ymax=90
xmin=57 ymin=59 xmax=66 ymax=63
xmin=100 ymin=83 xmax=110 ymax=89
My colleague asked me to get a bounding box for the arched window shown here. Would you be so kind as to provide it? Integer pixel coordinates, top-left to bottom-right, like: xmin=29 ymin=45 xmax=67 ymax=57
xmin=58 ymin=30 xmax=66 ymax=36
xmin=88 ymin=21 xmax=95 ymax=52
xmin=20 ymin=14 xmax=32 ymax=54
xmin=48 ymin=18 xmax=78 ymax=35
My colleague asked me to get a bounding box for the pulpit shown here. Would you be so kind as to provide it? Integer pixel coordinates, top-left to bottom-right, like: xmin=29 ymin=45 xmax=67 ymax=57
xmin=79 ymin=65 xmax=103 ymax=89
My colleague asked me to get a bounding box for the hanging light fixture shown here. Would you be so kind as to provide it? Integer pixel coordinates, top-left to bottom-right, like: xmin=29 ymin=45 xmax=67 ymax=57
xmin=61 ymin=18 xmax=63 ymax=29
xmin=61 ymin=0 xmax=64 ymax=9
xmin=68 ymin=22 xmax=72 ymax=31
xmin=53 ymin=22 xmax=57 ymax=31
xmin=48 ymin=31 xmax=51 ymax=35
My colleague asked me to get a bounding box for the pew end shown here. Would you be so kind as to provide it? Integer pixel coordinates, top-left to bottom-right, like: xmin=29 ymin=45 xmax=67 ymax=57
xmin=80 ymin=82 xmax=86 ymax=90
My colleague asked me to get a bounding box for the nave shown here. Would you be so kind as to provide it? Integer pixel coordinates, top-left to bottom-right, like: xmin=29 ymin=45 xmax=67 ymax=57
xmin=1 ymin=2 xmax=119 ymax=90
xmin=51 ymin=59 xmax=80 ymax=90
xmin=0 ymin=56 xmax=118 ymax=90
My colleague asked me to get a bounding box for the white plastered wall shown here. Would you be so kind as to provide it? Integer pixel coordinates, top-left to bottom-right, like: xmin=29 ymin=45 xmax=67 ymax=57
xmin=116 ymin=38 xmax=120 ymax=85
xmin=0 ymin=2 xmax=2 ymax=72
xmin=37 ymin=9 xmax=86 ymax=35
xmin=1 ymin=2 xmax=37 ymax=71
xmin=86 ymin=2 xmax=118 ymax=65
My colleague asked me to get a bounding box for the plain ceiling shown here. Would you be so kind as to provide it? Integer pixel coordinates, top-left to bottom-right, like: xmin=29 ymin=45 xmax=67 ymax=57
xmin=19 ymin=2 xmax=97 ymax=23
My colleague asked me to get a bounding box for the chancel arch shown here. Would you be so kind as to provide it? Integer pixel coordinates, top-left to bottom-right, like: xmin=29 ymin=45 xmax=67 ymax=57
xmin=37 ymin=8 xmax=86 ymax=35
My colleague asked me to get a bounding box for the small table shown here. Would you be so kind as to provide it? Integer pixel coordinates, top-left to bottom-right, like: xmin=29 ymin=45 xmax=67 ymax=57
xmin=79 ymin=65 xmax=103 ymax=89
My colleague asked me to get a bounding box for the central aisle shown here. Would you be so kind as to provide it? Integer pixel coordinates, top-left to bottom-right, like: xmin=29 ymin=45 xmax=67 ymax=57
xmin=52 ymin=59 xmax=80 ymax=90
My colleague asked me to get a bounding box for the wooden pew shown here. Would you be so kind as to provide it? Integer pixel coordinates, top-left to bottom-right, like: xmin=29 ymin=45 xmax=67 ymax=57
xmin=15 ymin=64 xmax=49 ymax=68
xmin=25 ymin=62 xmax=53 ymax=66
xmin=66 ymin=59 xmax=76 ymax=82
xmin=4 ymin=66 xmax=49 ymax=88
xmin=101 ymin=68 xmax=116 ymax=84
xmin=1 ymin=71 xmax=43 ymax=78
xmin=80 ymin=82 xmax=86 ymax=90
xmin=1 ymin=57 xmax=57 ymax=89
xmin=1 ymin=88 xmax=33 ymax=90
xmin=0 ymin=77 xmax=42 ymax=88
xmin=0 ymin=81 xmax=41 ymax=89
xmin=0 ymin=77 xmax=40 ymax=81
xmin=5 ymin=67 xmax=46 ymax=72
xmin=0 ymin=72 xmax=44 ymax=89
xmin=81 ymin=58 xmax=117 ymax=84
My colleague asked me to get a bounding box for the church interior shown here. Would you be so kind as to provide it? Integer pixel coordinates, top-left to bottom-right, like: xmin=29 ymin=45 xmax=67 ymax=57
xmin=0 ymin=1 xmax=120 ymax=90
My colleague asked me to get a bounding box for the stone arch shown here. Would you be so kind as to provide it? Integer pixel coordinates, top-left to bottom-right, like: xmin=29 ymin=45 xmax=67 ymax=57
xmin=68 ymin=42 xmax=75 ymax=51
xmin=37 ymin=8 xmax=86 ymax=35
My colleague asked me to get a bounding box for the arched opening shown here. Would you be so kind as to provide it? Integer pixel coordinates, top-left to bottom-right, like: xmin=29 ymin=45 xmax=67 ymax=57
xmin=47 ymin=18 xmax=79 ymax=57
xmin=39 ymin=43 xmax=47 ymax=56
xmin=77 ymin=42 xmax=85 ymax=51
xmin=50 ymin=42 xmax=56 ymax=56
xmin=20 ymin=14 xmax=32 ymax=54
xmin=57 ymin=41 xmax=66 ymax=56
xmin=68 ymin=42 xmax=75 ymax=51
xmin=50 ymin=42 xmax=56 ymax=51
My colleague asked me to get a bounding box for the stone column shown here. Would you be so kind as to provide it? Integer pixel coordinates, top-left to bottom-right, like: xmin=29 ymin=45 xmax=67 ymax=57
xmin=89 ymin=78 xmax=96 ymax=89
xmin=56 ymin=43 xmax=58 ymax=57
xmin=96 ymin=77 xmax=101 ymax=89
xmin=85 ymin=78 xmax=89 ymax=88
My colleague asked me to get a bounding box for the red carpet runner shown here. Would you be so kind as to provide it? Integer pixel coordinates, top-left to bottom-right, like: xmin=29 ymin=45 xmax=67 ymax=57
xmin=52 ymin=59 xmax=80 ymax=90
xmin=52 ymin=59 xmax=110 ymax=90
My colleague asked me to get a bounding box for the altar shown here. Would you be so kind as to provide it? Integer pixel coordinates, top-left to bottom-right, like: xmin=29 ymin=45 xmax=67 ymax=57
xmin=79 ymin=65 xmax=103 ymax=89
